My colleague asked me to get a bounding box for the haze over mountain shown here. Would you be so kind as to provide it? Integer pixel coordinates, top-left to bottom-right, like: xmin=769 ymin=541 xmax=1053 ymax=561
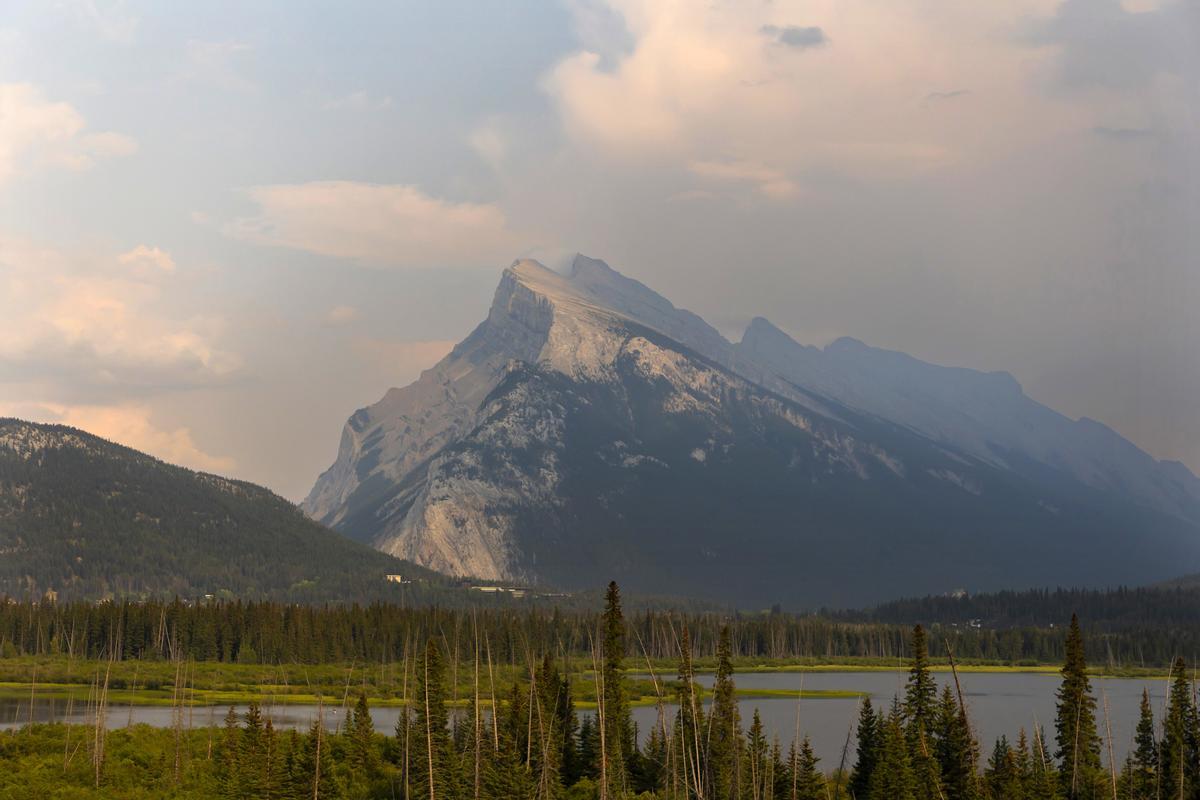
xmin=0 ymin=418 xmax=439 ymax=602
xmin=305 ymin=256 xmax=1200 ymax=608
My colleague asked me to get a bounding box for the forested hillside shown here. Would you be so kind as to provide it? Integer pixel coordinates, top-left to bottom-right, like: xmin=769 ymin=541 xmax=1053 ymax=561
xmin=0 ymin=419 xmax=442 ymax=602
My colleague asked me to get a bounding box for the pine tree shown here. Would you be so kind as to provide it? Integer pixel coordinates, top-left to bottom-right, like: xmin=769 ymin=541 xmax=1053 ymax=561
xmin=741 ymin=709 xmax=770 ymax=800
xmin=906 ymin=625 xmax=938 ymax=734
xmin=793 ymin=736 xmax=825 ymax=800
xmin=217 ymin=705 xmax=241 ymax=799
xmin=348 ymin=692 xmax=379 ymax=780
xmin=935 ymin=685 xmax=980 ymax=800
xmin=870 ymin=705 xmax=917 ymax=800
xmin=1026 ymin=725 xmax=1061 ymax=800
xmin=985 ymin=736 xmax=1024 ymax=800
xmin=600 ymin=581 xmax=634 ymax=797
xmin=709 ymin=625 xmax=740 ymax=800
xmin=850 ymin=696 xmax=882 ymax=800
xmin=240 ymin=701 xmax=267 ymax=797
xmin=1128 ymin=689 xmax=1157 ymax=800
xmin=1054 ymin=614 xmax=1101 ymax=800
xmin=295 ymin=717 xmax=339 ymax=800
xmin=1160 ymin=656 xmax=1196 ymax=800
xmin=412 ymin=638 xmax=458 ymax=800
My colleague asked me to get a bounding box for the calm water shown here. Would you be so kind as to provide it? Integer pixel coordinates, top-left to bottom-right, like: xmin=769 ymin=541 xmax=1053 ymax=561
xmin=0 ymin=670 xmax=1171 ymax=768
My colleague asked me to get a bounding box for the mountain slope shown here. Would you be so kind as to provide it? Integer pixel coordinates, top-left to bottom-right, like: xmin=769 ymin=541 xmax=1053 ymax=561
xmin=305 ymin=255 xmax=1200 ymax=607
xmin=0 ymin=418 xmax=439 ymax=601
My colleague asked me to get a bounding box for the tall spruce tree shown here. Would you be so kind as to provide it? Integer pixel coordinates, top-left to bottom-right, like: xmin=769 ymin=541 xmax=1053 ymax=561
xmin=1054 ymin=614 xmax=1102 ymax=800
xmin=985 ymin=736 xmax=1024 ymax=800
xmin=935 ymin=684 xmax=981 ymax=800
xmin=412 ymin=638 xmax=458 ymax=800
xmin=793 ymin=735 xmax=826 ymax=800
xmin=709 ymin=625 xmax=741 ymax=800
xmin=1160 ymin=656 xmax=1196 ymax=800
xmin=1128 ymin=689 xmax=1157 ymax=800
xmin=600 ymin=581 xmax=633 ymax=797
xmin=741 ymin=709 xmax=770 ymax=800
xmin=870 ymin=704 xmax=917 ymax=800
xmin=851 ymin=696 xmax=882 ymax=799
xmin=906 ymin=625 xmax=938 ymax=733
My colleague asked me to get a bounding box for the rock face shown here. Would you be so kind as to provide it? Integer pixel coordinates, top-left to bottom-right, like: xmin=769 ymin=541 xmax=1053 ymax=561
xmin=303 ymin=255 xmax=1200 ymax=607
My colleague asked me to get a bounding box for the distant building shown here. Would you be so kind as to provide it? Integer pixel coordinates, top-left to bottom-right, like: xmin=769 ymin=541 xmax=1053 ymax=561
xmin=385 ymin=574 xmax=411 ymax=584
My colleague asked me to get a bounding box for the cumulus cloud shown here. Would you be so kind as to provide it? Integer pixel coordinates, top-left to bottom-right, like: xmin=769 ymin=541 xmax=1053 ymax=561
xmin=0 ymin=83 xmax=136 ymax=185
xmin=541 ymin=2 xmax=1069 ymax=189
xmin=118 ymin=244 xmax=176 ymax=273
xmin=0 ymin=236 xmax=239 ymax=401
xmin=229 ymin=181 xmax=521 ymax=268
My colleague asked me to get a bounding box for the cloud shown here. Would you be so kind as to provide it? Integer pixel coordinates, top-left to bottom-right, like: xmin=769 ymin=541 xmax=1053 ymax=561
xmin=0 ymin=401 xmax=234 ymax=473
xmin=118 ymin=244 xmax=176 ymax=273
xmin=688 ymin=159 xmax=799 ymax=199
xmin=0 ymin=83 xmax=136 ymax=185
xmin=761 ymin=24 xmax=828 ymax=50
xmin=229 ymin=181 xmax=521 ymax=268
xmin=0 ymin=235 xmax=239 ymax=402
xmin=541 ymin=2 xmax=1061 ymax=187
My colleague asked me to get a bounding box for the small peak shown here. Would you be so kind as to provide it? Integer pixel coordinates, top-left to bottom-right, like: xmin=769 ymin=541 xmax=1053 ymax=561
xmin=826 ymin=336 xmax=867 ymax=353
xmin=568 ymin=253 xmax=618 ymax=280
xmin=743 ymin=316 xmax=785 ymax=338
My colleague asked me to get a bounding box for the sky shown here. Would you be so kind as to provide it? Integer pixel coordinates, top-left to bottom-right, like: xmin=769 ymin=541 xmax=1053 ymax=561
xmin=0 ymin=0 xmax=1197 ymax=502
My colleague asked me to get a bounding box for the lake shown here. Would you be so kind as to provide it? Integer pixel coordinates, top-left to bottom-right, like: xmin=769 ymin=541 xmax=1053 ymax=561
xmin=0 ymin=670 xmax=1171 ymax=769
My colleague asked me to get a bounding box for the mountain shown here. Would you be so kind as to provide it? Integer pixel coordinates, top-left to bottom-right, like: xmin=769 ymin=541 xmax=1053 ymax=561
xmin=0 ymin=418 xmax=442 ymax=602
xmin=304 ymin=255 xmax=1200 ymax=608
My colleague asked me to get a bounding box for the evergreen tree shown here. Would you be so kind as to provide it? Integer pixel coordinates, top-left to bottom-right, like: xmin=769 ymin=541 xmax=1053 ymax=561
xmin=217 ymin=706 xmax=241 ymax=799
xmin=348 ymin=692 xmax=379 ymax=785
xmin=412 ymin=638 xmax=458 ymax=800
xmin=1128 ymin=689 xmax=1157 ymax=800
xmin=850 ymin=697 xmax=882 ymax=800
xmin=1160 ymin=656 xmax=1196 ymax=800
xmin=600 ymin=581 xmax=633 ymax=797
xmin=985 ymin=736 xmax=1024 ymax=800
xmin=239 ymin=701 xmax=267 ymax=798
xmin=577 ymin=715 xmax=600 ymax=783
xmin=741 ymin=709 xmax=770 ymax=800
xmin=1026 ymin=725 xmax=1061 ymax=800
xmin=1054 ymin=614 xmax=1102 ymax=800
xmin=793 ymin=735 xmax=826 ymax=800
xmin=870 ymin=705 xmax=917 ymax=800
xmin=935 ymin=685 xmax=980 ymax=800
xmin=295 ymin=716 xmax=339 ymax=800
xmin=709 ymin=625 xmax=741 ymax=800
xmin=906 ymin=625 xmax=938 ymax=733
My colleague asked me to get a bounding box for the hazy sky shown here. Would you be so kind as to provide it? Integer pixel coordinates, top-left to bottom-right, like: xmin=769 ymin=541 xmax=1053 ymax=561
xmin=1 ymin=0 xmax=1197 ymax=501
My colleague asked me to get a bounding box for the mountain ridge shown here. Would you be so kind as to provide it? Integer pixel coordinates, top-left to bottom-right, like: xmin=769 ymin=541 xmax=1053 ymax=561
xmin=304 ymin=255 xmax=1200 ymax=606
xmin=0 ymin=417 xmax=440 ymax=601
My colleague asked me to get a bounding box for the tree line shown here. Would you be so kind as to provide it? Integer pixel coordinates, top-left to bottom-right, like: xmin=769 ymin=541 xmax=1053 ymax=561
xmin=2 ymin=588 xmax=1196 ymax=669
